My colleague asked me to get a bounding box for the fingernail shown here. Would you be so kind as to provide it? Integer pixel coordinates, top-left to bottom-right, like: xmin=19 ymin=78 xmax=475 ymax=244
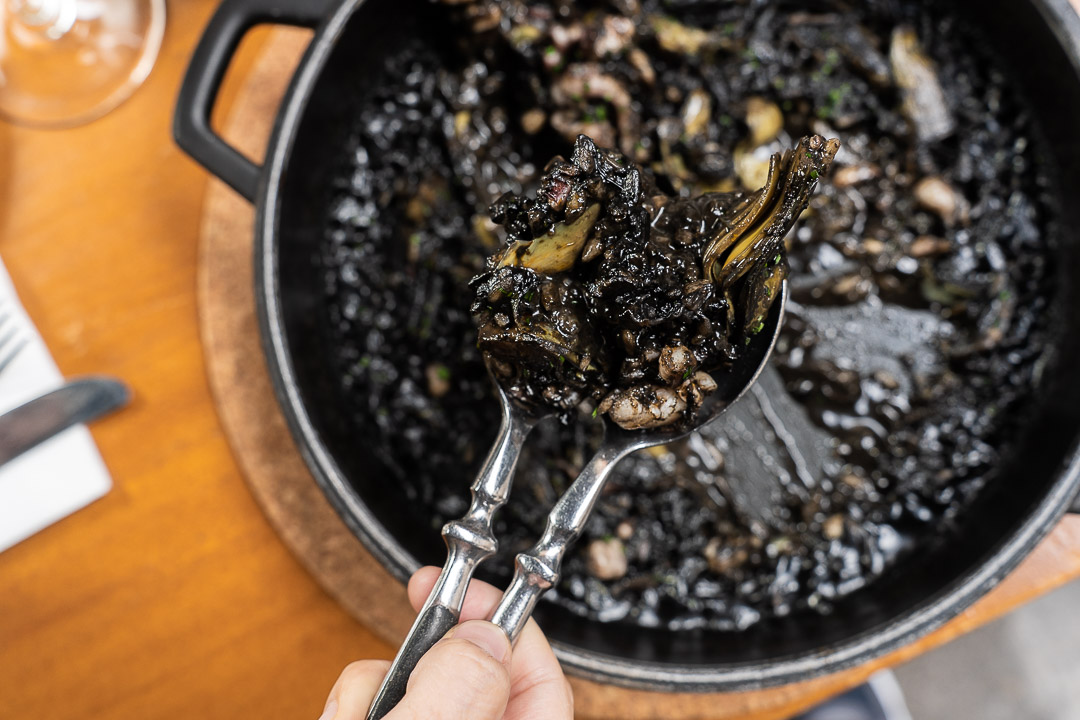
xmin=451 ymin=621 xmax=511 ymax=664
xmin=317 ymin=698 xmax=337 ymax=720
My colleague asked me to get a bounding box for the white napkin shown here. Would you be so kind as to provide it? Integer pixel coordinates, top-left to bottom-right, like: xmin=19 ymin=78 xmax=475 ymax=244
xmin=0 ymin=258 xmax=112 ymax=552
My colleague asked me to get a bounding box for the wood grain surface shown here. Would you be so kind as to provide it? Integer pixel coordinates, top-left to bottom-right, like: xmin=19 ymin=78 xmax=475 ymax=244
xmin=2 ymin=3 xmax=1080 ymax=720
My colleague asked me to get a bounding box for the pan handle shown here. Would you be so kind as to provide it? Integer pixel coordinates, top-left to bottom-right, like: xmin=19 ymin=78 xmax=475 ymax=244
xmin=173 ymin=0 xmax=336 ymax=202
xmin=1071 ymin=494 xmax=1080 ymax=514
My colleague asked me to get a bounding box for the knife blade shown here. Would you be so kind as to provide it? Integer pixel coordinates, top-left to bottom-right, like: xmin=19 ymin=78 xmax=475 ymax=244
xmin=0 ymin=377 xmax=131 ymax=466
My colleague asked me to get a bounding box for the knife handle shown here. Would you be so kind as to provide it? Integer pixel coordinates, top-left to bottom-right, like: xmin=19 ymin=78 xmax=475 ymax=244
xmin=0 ymin=378 xmax=130 ymax=466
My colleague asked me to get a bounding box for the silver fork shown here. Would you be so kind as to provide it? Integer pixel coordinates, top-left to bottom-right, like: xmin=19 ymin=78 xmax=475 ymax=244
xmin=0 ymin=301 xmax=29 ymax=377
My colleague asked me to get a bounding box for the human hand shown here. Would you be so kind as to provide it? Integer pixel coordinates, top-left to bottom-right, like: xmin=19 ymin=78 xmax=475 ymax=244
xmin=318 ymin=566 xmax=575 ymax=720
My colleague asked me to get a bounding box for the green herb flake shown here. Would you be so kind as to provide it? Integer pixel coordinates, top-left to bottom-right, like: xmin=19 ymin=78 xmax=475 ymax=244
xmin=592 ymin=407 xmax=600 ymax=418
xmin=810 ymin=169 xmax=819 ymax=180
xmin=436 ymin=364 xmax=451 ymax=381
xmin=544 ymin=44 xmax=558 ymax=56
xmin=818 ymin=82 xmax=852 ymax=119
xmin=821 ymin=48 xmax=841 ymax=76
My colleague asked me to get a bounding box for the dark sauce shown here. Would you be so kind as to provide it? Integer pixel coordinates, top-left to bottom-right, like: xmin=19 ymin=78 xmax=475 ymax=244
xmin=321 ymin=0 xmax=1057 ymax=630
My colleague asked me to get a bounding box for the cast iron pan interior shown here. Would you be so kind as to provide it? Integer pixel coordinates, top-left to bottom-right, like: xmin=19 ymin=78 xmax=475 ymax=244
xmin=267 ymin=0 xmax=1080 ymax=682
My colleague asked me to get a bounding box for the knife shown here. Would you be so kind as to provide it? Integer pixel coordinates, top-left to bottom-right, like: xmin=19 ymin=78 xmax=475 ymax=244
xmin=0 ymin=377 xmax=131 ymax=466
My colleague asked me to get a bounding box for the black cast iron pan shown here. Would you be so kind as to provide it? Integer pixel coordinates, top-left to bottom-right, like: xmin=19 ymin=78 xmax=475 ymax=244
xmin=175 ymin=0 xmax=1080 ymax=691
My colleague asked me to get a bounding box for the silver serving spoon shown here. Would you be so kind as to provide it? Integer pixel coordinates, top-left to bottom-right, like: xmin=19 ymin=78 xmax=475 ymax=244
xmin=368 ymin=282 xmax=787 ymax=719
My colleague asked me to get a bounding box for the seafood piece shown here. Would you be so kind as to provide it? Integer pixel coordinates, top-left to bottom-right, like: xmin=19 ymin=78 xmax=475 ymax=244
xmin=890 ymin=26 xmax=956 ymax=143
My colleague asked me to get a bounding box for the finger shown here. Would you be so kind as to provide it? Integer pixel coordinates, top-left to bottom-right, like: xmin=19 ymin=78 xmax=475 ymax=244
xmin=321 ymin=659 xmax=390 ymax=720
xmin=407 ymin=567 xmax=575 ymax=720
xmin=408 ymin=565 xmax=503 ymax=621
xmin=502 ymin=653 xmax=575 ymax=720
xmin=390 ymin=619 xmax=512 ymax=720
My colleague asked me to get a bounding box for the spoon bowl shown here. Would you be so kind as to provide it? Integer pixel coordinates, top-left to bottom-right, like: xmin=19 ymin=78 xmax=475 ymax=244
xmin=606 ymin=279 xmax=789 ymax=456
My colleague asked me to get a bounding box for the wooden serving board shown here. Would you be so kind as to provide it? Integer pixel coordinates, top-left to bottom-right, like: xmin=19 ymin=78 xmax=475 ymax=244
xmin=198 ymin=28 xmax=1080 ymax=720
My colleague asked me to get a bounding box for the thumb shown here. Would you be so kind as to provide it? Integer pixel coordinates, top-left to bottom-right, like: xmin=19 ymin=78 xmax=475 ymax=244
xmin=391 ymin=620 xmax=512 ymax=720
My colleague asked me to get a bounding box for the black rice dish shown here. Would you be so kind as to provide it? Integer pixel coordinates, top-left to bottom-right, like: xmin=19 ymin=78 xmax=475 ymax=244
xmin=471 ymin=133 xmax=837 ymax=430
xmin=321 ymin=0 xmax=1058 ymax=631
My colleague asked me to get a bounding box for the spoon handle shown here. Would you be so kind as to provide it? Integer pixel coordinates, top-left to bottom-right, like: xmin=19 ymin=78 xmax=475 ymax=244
xmin=367 ymin=403 xmax=536 ymax=719
xmin=490 ymin=441 xmax=627 ymax=643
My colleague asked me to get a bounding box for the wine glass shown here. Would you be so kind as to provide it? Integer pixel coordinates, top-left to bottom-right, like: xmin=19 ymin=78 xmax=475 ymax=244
xmin=0 ymin=0 xmax=166 ymax=128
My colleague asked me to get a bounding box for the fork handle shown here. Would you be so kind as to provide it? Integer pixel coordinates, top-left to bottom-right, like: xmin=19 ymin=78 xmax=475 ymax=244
xmin=364 ymin=582 xmax=463 ymax=718
xmin=367 ymin=406 xmax=536 ymax=719
xmin=490 ymin=443 xmax=626 ymax=643
xmin=368 ymin=516 xmax=500 ymax=718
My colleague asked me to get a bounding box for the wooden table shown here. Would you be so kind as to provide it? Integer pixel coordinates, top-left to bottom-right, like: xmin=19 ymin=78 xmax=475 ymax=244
xmin=1 ymin=3 xmax=1079 ymax=719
